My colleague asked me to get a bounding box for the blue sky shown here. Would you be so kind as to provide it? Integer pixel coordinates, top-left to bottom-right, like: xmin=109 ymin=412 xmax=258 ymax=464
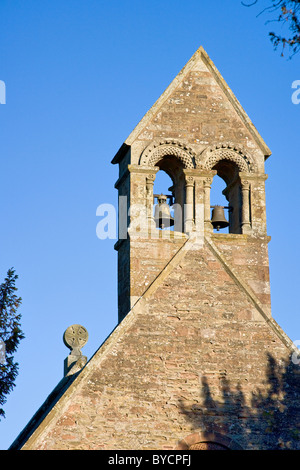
xmin=0 ymin=0 xmax=299 ymax=449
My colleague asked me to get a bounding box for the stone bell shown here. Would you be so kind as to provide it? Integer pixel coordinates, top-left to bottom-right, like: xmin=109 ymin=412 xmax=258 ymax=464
xmin=154 ymin=194 xmax=174 ymax=229
xmin=211 ymin=205 xmax=229 ymax=231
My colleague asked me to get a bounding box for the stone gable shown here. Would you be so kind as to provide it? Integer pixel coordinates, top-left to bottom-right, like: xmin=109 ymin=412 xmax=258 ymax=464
xmin=10 ymin=46 xmax=300 ymax=451
xmin=12 ymin=237 xmax=300 ymax=450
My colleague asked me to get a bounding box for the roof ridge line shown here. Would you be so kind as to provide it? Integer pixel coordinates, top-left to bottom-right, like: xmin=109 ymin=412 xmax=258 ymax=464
xmin=112 ymin=46 xmax=271 ymax=164
xmin=15 ymin=233 xmax=193 ymax=449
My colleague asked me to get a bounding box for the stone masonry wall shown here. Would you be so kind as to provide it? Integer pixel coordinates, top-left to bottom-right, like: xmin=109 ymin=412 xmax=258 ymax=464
xmin=15 ymin=48 xmax=296 ymax=452
xmin=117 ymin=234 xmax=187 ymax=322
xmin=212 ymin=234 xmax=272 ymax=312
xmin=130 ymin=58 xmax=266 ymax=174
xmin=23 ymin=239 xmax=300 ymax=450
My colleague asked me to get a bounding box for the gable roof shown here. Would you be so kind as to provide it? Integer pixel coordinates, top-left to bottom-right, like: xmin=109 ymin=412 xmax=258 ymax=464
xmin=112 ymin=46 xmax=271 ymax=165
xmin=10 ymin=235 xmax=297 ymax=450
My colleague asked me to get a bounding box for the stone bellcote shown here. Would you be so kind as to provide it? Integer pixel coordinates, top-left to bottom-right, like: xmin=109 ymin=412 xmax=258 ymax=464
xmin=11 ymin=46 xmax=300 ymax=452
xmin=112 ymin=46 xmax=272 ymax=323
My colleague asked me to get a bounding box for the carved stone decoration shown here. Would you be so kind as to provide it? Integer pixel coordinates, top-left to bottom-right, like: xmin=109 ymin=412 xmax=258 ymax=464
xmin=63 ymin=324 xmax=89 ymax=355
xmin=241 ymin=180 xmax=250 ymax=190
xmin=145 ymin=174 xmax=156 ymax=193
xmin=185 ymin=175 xmax=194 ymax=186
xmin=240 ymin=179 xmax=251 ymax=233
xmin=139 ymin=139 xmax=196 ymax=169
xmin=197 ymin=142 xmax=256 ymax=173
xmin=63 ymin=324 xmax=89 ymax=377
xmin=204 ymin=176 xmax=213 ymax=188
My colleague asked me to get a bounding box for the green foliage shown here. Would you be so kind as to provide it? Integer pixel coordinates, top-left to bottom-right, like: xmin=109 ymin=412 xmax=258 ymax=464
xmin=0 ymin=269 xmax=24 ymax=419
xmin=242 ymin=0 xmax=300 ymax=57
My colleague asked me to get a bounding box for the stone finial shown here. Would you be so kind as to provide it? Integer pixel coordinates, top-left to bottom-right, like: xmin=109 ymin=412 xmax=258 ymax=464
xmin=63 ymin=324 xmax=88 ymax=377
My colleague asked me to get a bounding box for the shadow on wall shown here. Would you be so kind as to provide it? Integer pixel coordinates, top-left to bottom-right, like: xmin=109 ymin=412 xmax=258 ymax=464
xmin=178 ymin=353 xmax=300 ymax=450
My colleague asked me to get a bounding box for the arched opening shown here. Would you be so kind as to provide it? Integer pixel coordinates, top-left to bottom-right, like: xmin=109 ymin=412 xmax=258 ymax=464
xmin=153 ymin=168 xmax=173 ymax=197
xmin=211 ymin=160 xmax=243 ymax=234
xmin=176 ymin=431 xmax=243 ymax=450
xmin=153 ymin=169 xmax=175 ymax=231
xmin=189 ymin=441 xmax=229 ymax=450
xmin=210 ymin=174 xmax=230 ymax=234
xmin=152 ymin=155 xmax=186 ymax=232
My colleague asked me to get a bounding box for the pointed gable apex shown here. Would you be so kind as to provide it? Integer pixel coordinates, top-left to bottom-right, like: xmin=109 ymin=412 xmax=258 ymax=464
xmin=112 ymin=46 xmax=271 ymax=164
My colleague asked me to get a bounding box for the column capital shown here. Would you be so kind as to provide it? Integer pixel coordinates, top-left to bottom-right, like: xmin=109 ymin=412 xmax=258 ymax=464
xmin=241 ymin=180 xmax=250 ymax=190
xmin=146 ymin=173 xmax=156 ymax=182
xmin=184 ymin=175 xmax=195 ymax=187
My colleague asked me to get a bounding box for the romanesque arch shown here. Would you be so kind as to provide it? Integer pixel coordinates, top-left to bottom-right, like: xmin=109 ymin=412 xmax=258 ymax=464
xmin=197 ymin=143 xmax=255 ymax=234
xmin=176 ymin=431 xmax=243 ymax=450
xmin=197 ymin=142 xmax=256 ymax=174
xmin=139 ymin=139 xmax=196 ymax=169
xmin=139 ymin=140 xmax=196 ymax=233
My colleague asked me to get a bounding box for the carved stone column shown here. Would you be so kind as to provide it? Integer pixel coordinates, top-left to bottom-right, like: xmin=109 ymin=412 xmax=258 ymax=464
xmin=204 ymin=176 xmax=214 ymax=232
xmin=189 ymin=169 xmax=216 ymax=234
xmin=240 ymin=179 xmax=251 ymax=234
xmin=146 ymin=173 xmax=156 ymax=231
xmin=184 ymin=174 xmax=194 ymax=234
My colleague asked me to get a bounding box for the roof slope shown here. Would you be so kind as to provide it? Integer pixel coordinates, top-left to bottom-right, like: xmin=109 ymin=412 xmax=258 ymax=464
xmin=112 ymin=46 xmax=271 ymax=165
xmin=10 ymin=235 xmax=297 ymax=450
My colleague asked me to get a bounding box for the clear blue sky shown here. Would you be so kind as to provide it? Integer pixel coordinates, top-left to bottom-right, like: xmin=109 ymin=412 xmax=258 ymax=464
xmin=0 ymin=0 xmax=299 ymax=449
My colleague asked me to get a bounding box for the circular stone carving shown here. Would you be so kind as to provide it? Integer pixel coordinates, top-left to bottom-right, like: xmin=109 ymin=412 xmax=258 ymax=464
xmin=139 ymin=139 xmax=195 ymax=169
xmin=63 ymin=324 xmax=89 ymax=351
xmin=198 ymin=142 xmax=255 ymax=173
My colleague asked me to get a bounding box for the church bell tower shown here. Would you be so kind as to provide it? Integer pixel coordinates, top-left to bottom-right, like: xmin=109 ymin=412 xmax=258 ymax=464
xmin=11 ymin=46 xmax=300 ymax=451
xmin=112 ymin=46 xmax=271 ymax=324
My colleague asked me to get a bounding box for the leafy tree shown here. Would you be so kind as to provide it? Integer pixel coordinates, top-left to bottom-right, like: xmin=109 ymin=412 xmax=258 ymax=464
xmin=0 ymin=269 xmax=24 ymax=419
xmin=242 ymin=0 xmax=300 ymax=57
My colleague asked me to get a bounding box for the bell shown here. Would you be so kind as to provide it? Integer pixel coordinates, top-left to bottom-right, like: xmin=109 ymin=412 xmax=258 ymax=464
xmin=211 ymin=205 xmax=229 ymax=231
xmin=154 ymin=194 xmax=175 ymax=229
